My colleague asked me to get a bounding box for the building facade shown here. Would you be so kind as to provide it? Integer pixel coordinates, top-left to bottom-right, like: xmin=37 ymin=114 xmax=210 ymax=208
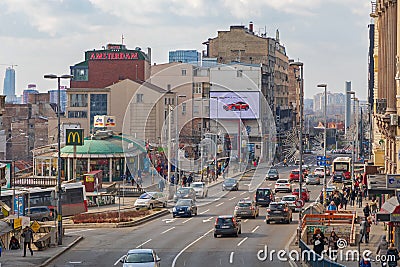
xmin=3 ymin=67 xmax=16 ymax=103
xmin=169 ymin=50 xmax=200 ymax=64
xmin=49 ymin=86 xmax=67 ymax=113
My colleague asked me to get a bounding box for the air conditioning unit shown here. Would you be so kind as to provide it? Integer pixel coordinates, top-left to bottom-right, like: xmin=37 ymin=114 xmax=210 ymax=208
xmin=390 ymin=114 xmax=398 ymax=126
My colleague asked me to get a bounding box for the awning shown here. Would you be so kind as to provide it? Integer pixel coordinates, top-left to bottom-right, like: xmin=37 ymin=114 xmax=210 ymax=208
xmin=376 ymin=196 xmax=400 ymax=222
xmin=0 ymin=220 xmax=13 ymax=236
xmin=367 ymin=174 xmax=395 ymax=195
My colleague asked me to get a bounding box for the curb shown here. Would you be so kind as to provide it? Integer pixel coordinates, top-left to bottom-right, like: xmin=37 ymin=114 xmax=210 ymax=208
xmin=63 ymin=209 xmax=170 ymax=229
xmin=285 ymin=229 xmax=301 ymax=267
xmin=38 ymin=235 xmax=84 ymax=267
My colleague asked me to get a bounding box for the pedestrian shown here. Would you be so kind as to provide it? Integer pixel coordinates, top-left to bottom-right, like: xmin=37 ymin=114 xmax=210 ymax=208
xmin=22 ymin=226 xmax=34 ymax=257
xmin=328 ymin=201 xmax=337 ymax=211
xmin=187 ymin=173 xmax=193 ymax=187
xmin=363 ymin=203 xmax=371 ymax=219
xmin=363 ymin=184 xmax=368 ymax=200
xmin=182 ymin=175 xmax=187 ymax=187
xmin=365 ymin=217 xmax=372 ymax=243
xmin=351 ymin=190 xmax=356 ymax=207
xmin=386 ymin=243 xmax=400 ymax=267
xmin=359 ymin=220 xmax=367 ymax=243
xmin=371 ymin=197 xmax=378 ymax=214
xmin=360 ymin=257 xmax=372 ymax=267
xmin=328 ymin=230 xmax=339 ymax=261
xmin=376 ymin=236 xmax=389 ymax=267
xmin=9 ymin=236 xmax=20 ymax=250
xmin=158 ymin=178 xmax=165 ymax=192
xmin=342 ymin=195 xmax=348 ymax=210
xmin=357 ymin=190 xmax=363 ymax=208
xmin=311 ymin=228 xmax=325 ymax=256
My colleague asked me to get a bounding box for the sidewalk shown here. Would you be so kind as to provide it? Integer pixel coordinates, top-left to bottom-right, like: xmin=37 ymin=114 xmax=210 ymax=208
xmin=0 ymin=235 xmax=82 ymax=267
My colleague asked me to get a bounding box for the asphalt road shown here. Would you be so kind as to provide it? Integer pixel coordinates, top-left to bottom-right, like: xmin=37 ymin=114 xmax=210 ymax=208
xmin=49 ymin=156 xmax=329 ymax=267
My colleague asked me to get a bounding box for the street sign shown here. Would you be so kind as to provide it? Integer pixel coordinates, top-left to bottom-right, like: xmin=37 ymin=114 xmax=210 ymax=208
xmin=66 ymin=128 xmax=84 ymax=146
xmin=387 ymin=174 xmax=400 ymax=189
xmin=317 ymin=156 xmax=322 ymax=160
xmin=295 ymin=199 xmax=304 ymax=208
xmin=31 ymin=221 xmax=41 ymax=233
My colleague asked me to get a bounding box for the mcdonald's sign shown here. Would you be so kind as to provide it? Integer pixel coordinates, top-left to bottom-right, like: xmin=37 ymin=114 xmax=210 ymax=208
xmin=66 ymin=129 xmax=84 ymax=146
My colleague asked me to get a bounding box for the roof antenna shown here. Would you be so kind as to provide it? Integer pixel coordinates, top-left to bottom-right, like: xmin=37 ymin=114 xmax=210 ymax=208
xmin=122 ymin=34 xmax=124 ymax=45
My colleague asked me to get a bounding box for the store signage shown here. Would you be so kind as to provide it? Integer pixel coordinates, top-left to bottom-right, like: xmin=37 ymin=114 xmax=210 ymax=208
xmin=88 ymin=51 xmax=139 ymax=61
xmin=66 ymin=129 xmax=84 ymax=146
xmin=94 ymin=115 xmax=116 ymax=127
xmin=94 ymin=116 xmax=105 ymax=127
xmin=387 ymin=174 xmax=400 ymax=188
xmin=391 ymin=213 xmax=400 ymax=222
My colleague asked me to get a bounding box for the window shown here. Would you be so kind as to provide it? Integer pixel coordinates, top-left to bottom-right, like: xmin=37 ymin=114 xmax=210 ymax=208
xmin=68 ymin=111 xmax=87 ymax=118
xmin=136 ymin=94 xmax=143 ymax=103
xmin=70 ymin=94 xmax=88 ymax=107
xmin=182 ymin=103 xmax=186 ymax=115
xmin=90 ymin=94 xmax=107 ymax=126
xmin=193 ymin=105 xmax=199 ymax=114
xmin=193 ymin=83 xmax=202 ymax=94
xmin=237 ymin=70 xmax=243 ymax=77
xmin=181 ymin=69 xmax=187 ymax=76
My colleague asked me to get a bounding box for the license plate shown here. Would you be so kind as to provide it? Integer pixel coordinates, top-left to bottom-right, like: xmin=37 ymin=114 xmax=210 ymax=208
xmin=273 ymin=211 xmax=281 ymax=214
xmin=222 ymin=225 xmax=230 ymax=229
xmin=179 ymin=211 xmax=185 ymax=214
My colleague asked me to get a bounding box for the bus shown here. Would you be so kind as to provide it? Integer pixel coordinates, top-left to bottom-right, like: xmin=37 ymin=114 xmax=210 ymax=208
xmin=332 ymin=157 xmax=352 ymax=181
xmin=0 ymin=182 xmax=87 ymax=217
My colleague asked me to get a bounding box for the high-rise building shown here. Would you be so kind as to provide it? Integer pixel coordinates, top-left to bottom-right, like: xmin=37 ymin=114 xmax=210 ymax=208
xmin=169 ymin=50 xmax=200 ymax=64
xmin=49 ymin=86 xmax=67 ymax=113
xmin=3 ymin=67 xmax=16 ymax=103
xmin=23 ymin=84 xmax=39 ymax=104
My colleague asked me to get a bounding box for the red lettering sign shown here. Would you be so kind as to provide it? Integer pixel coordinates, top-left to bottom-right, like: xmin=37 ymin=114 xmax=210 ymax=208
xmin=88 ymin=51 xmax=140 ymax=61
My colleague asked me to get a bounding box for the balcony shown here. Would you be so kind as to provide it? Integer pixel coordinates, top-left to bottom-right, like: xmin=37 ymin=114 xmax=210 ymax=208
xmin=375 ymin=98 xmax=387 ymax=115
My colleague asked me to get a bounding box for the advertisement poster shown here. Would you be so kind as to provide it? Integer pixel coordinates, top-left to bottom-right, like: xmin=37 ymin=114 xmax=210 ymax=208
xmin=13 ymin=195 xmax=24 ymax=216
xmin=94 ymin=115 xmax=105 ymax=127
xmin=210 ymin=91 xmax=260 ymax=119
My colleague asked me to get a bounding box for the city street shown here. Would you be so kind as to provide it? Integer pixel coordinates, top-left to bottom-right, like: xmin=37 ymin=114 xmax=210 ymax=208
xmin=49 ymin=156 xmax=325 ymax=267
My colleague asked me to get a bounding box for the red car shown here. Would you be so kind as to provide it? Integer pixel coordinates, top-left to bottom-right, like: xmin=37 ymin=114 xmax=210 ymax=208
xmin=223 ymin=101 xmax=249 ymax=111
xmin=292 ymin=187 xmax=310 ymax=202
xmin=289 ymin=169 xmax=301 ymax=182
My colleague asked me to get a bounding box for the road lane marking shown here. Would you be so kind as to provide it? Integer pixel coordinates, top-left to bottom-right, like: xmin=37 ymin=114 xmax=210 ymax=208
xmin=229 ymin=197 xmax=236 ymax=201
xmin=136 ymin=239 xmax=152 ymax=248
xmin=161 ymin=227 xmax=175 ymax=234
xmin=216 ymin=202 xmax=224 ymax=207
xmin=199 ymin=209 xmax=209 ymax=215
xmin=69 ymin=262 xmax=82 ymax=264
xmin=172 ymin=229 xmax=214 ymax=267
xmin=114 ymin=256 xmax=124 ymax=266
xmin=182 ymin=218 xmax=192 ymax=224
xmin=237 ymin=237 xmax=248 ymax=247
xmin=240 ymin=192 xmax=246 ymax=195
xmin=162 ymin=218 xmax=176 ymax=223
xmin=65 ymin=229 xmax=94 ymax=235
xmin=244 ymin=219 xmax=248 ymax=223
xmin=251 ymin=225 xmax=260 ymax=233
xmin=203 ymin=217 xmax=213 ymax=223
xmin=229 ymin=252 xmax=234 ymax=264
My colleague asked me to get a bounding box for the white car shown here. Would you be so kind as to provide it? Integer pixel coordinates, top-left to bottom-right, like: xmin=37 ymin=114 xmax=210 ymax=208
xmin=190 ymin=182 xmax=208 ymax=198
xmin=314 ymin=167 xmax=325 ymax=178
xmin=134 ymin=192 xmax=167 ymax=210
xmin=274 ymin=179 xmax=292 ymax=193
xmin=281 ymin=195 xmax=300 ymax=212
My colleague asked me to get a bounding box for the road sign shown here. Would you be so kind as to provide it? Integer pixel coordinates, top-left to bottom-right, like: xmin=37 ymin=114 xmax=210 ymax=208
xmin=31 ymin=221 xmax=41 ymax=233
xmin=295 ymin=199 xmax=304 ymax=208
xmin=317 ymin=156 xmax=327 ymax=160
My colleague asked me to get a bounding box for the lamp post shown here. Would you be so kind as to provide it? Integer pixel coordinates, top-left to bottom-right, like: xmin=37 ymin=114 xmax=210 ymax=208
xmin=174 ymin=94 xmax=186 ymax=185
xmin=317 ymin=83 xmax=328 ymax=206
xmin=347 ymin=91 xmax=356 ymax=182
xmin=44 ymin=74 xmax=73 ymax=245
xmin=290 ymin=61 xmax=304 ymax=245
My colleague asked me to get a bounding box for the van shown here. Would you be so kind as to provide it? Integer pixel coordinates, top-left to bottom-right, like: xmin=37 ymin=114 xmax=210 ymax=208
xmin=255 ymin=188 xmax=275 ymax=207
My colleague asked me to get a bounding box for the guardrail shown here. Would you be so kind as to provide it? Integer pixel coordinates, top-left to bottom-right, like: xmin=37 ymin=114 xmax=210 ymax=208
xmin=116 ymin=186 xmax=144 ymax=197
xmin=299 ymin=239 xmax=346 ymax=267
xmin=13 ymin=177 xmax=57 ymax=187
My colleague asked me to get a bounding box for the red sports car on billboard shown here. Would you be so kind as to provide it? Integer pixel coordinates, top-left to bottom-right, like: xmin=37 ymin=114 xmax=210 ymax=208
xmin=223 ymin=101 xmax=249 ymax=111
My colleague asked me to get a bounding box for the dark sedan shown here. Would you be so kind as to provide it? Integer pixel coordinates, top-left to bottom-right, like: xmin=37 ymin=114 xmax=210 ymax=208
xmin=266 ymin=168 xmax=279 ymax=180
xmin=222 ymin=178 xmax=239 ymax=191
xmin=172 ymin=199 xmax=197 ymax=217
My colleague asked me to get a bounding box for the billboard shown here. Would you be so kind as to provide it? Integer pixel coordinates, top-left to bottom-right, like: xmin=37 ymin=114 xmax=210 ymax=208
xmin=94 ymin=115 xmax=116 ymax=127
xmin=210 ymin=91 xmax=260 ymax=119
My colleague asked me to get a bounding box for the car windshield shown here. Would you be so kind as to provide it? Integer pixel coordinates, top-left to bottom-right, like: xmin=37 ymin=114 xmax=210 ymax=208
xmin=177 ymin=188 xmax=189 ymax=194
xmin=191 ymin=183 xmax=203 ymax=188
xmin=282 ymin=197 xmax=296 ymax=201
xmin=268 ymin=169 xmax=278 ymax=174
xmin=176 ymin=199 xmax=192 ymax=206
xmin=139 ymin=193 xmax=153 ymax=199
xmin=125 ymin=252 xmax=154 ymax=263
xmin=291 ymin=171 xmax=299 ymax=174
xmin=225 ymin=179 xmax=236 ymax=184
xmin=277 ymin=180 xmax=288 ymax=184
xmin=217 ymin=217 xmax=233 ymax=225
xmin=257 ymin=189 xmax=270 ymax=197
xmin=294 ymin=188 xmax=306 ymax=192
xmin=308 ymin=175 xmax=316 ymax=178
xmin=238 ymin=202 xmax=251 ymax=207
xmin=270 ymin=204 xmax=285 ymax=210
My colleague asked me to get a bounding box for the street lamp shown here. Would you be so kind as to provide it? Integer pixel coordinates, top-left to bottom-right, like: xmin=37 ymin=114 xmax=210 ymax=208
xmin=290 ymin=61 xmax=304 ymax=245
xmin=347 ymin=91 xmax=356 ymax=183
xmin=174 ymin=95 xmax=186 ymax=185
xmin=44 ymin=73 xmax=73 ymax=245
xmin=317 ymin=83 xmax=327 ymax=206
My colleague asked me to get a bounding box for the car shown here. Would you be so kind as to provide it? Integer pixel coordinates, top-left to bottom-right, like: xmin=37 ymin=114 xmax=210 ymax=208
xmin=223 ymin=101 xmax=249 ymax=111
xmin=222 ymin=178 xmax=239 ymax=191
xmin=234 ymin=199 xmax=259 ymax=219
xmin=134 ymin=192 xmax=168 ymax=210
xmin=25 ymin=206 xmax=54 ymax=222
xmin=173 ymin=187 xmax=196 ymax=202
xmin=292 ymin=187 xmax=310 ymax=202
xmin=332 ymin=172 xmax=344 ymax=183
xmin=314 ymin=167 xmax=325 ymax=178
xmin=214 ymin=215 xmax=241 ymax=237
xmin=266 ymin=168 xmax=279 ymax=180
xmin=255 ymin=188 xmax=275 ymax=206
xmin=281 ymin=195 xmax=300 ymax=212
xmin=172 ymin=198 xmax=197 ymax=218
xmin=306 ymin=174 xmax=321 ymax=185
xmin=266 ymin=202 xmax=292 ymax=224
xmin=119 ymin=248 xmax=161 ymax=267
xmin=274 ymin=179 xmax=292 ymax=193
xmin=289 ymin=169 xmax=301 ymax=182
xmin=190 ymin=182 xmax=208 ymax=198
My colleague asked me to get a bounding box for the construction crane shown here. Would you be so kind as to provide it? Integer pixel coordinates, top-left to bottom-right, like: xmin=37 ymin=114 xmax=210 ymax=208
xmin=0 ymin=64 xmax=18 ymax=69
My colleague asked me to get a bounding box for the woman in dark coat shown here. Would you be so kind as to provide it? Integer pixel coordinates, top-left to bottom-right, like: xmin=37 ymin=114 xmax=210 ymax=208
xmin=311 ymin=228 xmax=325 ymax=256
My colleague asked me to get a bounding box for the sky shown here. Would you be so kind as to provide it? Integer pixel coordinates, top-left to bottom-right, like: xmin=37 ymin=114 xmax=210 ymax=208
xmin=0 ymin=0 xmax=372 ymax=100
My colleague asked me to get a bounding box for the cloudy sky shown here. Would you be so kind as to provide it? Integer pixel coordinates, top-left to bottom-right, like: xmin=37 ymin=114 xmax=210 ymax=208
xmin=0 ymin=0 xmax=371 ymax=99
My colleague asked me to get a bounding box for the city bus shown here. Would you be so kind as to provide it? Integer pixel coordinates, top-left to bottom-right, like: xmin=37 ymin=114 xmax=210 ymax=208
xmin=332 ymin=157 xmax=352 ymax=181
xmin=0 ymin=182 xmax=87 ymax=217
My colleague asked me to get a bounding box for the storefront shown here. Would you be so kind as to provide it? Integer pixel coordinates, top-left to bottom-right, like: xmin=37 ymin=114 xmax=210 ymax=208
xmin=377 ymin=196 xmax=400 ymax=247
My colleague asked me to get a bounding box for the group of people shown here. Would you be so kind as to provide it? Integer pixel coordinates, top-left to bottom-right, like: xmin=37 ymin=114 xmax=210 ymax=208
xmin=1 ymin=226 xmax=34 ymax=257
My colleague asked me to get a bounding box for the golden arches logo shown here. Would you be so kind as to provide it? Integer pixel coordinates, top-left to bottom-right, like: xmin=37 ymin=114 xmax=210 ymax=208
xmin=67 ymin=131 xmax=80 ymax=143
xmin=66 ymin=129 xmax=83 ymax=146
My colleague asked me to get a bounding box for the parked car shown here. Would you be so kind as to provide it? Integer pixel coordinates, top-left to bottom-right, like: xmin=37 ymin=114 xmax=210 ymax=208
xmin=266 ymin=202 xmax=292 ymax=224
xmin=266 ymin=168 xmax=279 ymax=180
xmin=274 ymin=179 xmax=292 ymax=193
xmin=222 ymin=178 xmax=239 ymax=191
xmin=172 ymin=199 xmax=197 ymax=218
xmin=119 ymin=248 xmax=161 ymax=267
xmin=234 ymin=199 xmax=259 ymax=219
xmin=134 ymin=192 xmax=167 ymax=210
xmin=173 ymin=187 xmax=196 ymax=202
xmin=281 ymin=195 xmax=300 ymax=212
xmin=305 ymin=174 xmax=321 ymax=185
xmin=190 ymin=182 xmax=208 ymax=198
xmin=255 ymin=188 xmax=275 ymax=206
xmin=292 ymin=187 xmax=310 ymax=202
xmin=223 ymin=101 xmax=249 ymax=111
xmin=25 ymin=206 xmax=54 ymax=222
xmin=214 ymin=215 xmax=241 ymax=237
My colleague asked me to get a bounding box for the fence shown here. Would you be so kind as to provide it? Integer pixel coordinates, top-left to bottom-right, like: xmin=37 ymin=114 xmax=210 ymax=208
xmin=299 ymin=239 xmax=346 ymax=267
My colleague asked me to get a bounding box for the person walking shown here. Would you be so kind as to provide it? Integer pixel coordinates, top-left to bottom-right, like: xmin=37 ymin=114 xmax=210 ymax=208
xmin=351 ymin=189 xmax=356 ymax=207
xmin=359 ymin=219 xmax=367 ymax=243
xmin=365 ymin=217 xmax=372 ymax=243
xmin=328 ymin=230 xmax=339 ymax=261
xmin=357 ymin=190 xmax=363 ymax=208
xmin=342 ymin=194 xmax=348 ymax=210
xmin=22 ymin=226 xmax=34 ymax=257
xmin=376 ymin=236 xmax=389 ymax=267
xmin=386 ymin=243 xmax=400 ymax=267
xmin=363 ymin=203 xmax=371 ymax=219
xmin=311 ymin=228 xmax=326 ymax=256
xmin=327 ymin=201 xmax=337 ymax=211
xmin=158 ymin=178 xmax=165 ymax=192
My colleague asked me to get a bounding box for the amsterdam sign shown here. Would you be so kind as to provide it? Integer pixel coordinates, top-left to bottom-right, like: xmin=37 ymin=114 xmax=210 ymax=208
xmin=66 ymin=129 xmax=84 ymax=146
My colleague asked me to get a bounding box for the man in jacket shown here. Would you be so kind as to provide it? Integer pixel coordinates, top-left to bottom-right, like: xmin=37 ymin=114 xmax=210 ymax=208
xmin=376 ymin=236 xmax=389 ymax=266
xmin=22 ymin=226 xmax=34 ymax=257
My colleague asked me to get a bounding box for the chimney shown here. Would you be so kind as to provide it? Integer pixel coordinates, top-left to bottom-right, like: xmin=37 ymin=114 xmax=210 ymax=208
xmin=249 ymin=21 xmax=254 ymax=32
